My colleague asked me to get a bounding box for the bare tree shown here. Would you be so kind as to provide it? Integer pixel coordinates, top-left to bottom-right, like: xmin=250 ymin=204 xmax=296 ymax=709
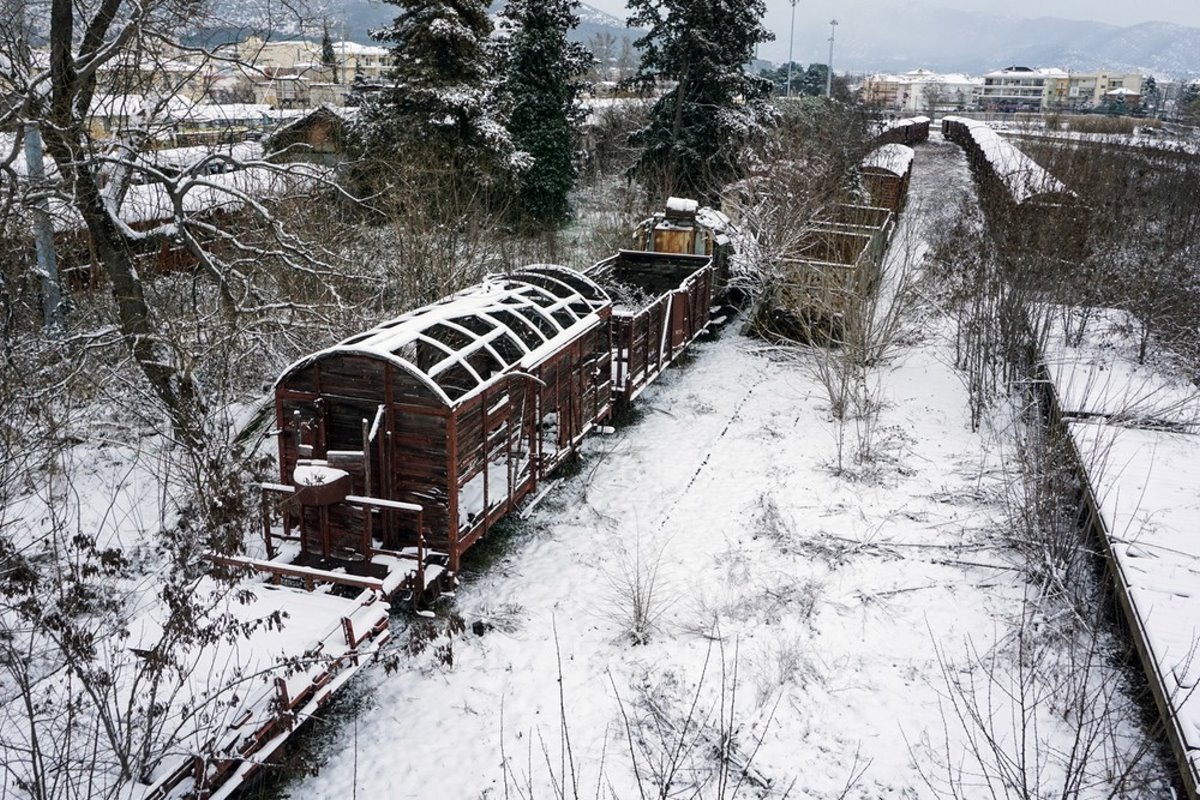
xmin=0 ymin=0 xmax=348 ymax=448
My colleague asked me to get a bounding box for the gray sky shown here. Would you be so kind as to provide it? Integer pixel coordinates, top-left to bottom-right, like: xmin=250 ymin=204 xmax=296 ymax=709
xmin=585 ymin=0 xmax=1200 ymax=39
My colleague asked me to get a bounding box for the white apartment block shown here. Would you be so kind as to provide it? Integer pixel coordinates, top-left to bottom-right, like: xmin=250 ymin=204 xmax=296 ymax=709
xmin=231 ymin=36 xmax=392 ymax=107
xmin=980 ymin=66 xmax=1068 ymax=110
xmin=863 ymin=69 xmax=982 ymax=113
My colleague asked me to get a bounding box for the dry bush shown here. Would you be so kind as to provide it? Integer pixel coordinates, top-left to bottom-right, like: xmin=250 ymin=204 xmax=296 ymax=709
xmin=916 ymin=603 xmax=1168 ymax=799
xmin=578 ymin=98 xmax=653 ymax=188
xmin=603 ymin=531 xmax=676 ymax=646
xmin=1007 ymin=136 xmax=1200 ymax=373
xmin=612 ymin=637 xmax=789 ymax=799
xmin=1062 ymin=115 xmax=1160 ymax=135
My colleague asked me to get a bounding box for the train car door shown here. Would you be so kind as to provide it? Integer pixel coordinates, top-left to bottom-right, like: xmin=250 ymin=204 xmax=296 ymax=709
xmin=670 ymin=288 xmax=690 ymax=352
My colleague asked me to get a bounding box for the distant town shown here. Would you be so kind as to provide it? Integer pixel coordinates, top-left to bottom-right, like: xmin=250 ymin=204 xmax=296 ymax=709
xmin=18 ymin=30 xmax=1196 ymax=151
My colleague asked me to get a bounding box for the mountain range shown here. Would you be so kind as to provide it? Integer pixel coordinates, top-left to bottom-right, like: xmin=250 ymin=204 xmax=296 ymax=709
xmin=319 ymin=2 xmax=1200 ymax=78
xmin=330 ymin=1 xmax=638 ymax=47
xmin=810 ymin=3 xmax=1200 ymax=77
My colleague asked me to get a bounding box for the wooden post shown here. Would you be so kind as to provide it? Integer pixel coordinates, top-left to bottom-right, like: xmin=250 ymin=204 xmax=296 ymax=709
xmin=447 ymin=412 xmax=460 ymax=573
xmin=415 ymin=519 xmax=427 ymax=608
xmin=261 ymin=487 xmax=275 ymax=560
xmin=361 ymin=417 xmax=372 ymax=495
xmin=481 ymin=388 xmax=489 ymax=517
xmin=275 ymin=677 xmax=294 ymax=729
xmin=384 ymin=430 xmax=395 ymax=546
xmin=319 ymin=504 xmax=331 ymax=559
xmin=361 ymin=417 xmax=372 ymax=558
xmin=341 ymin=617 xmax=359 ymax=665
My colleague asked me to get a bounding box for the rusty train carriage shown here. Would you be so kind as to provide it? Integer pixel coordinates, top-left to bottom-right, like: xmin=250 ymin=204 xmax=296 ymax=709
xmin=589 ymin=250 xmax=715 ymax=403
xmin=874 ymin=115 xmax=931 ymax=146
xmin=860 ymin=144 xmax=915 ymax=213
xmin=816 ymin=203 xmax=897 ymax=262
xmin=941 ymin=116 xmax=1083 ymax=263
xmin=778 ymin=226 xmax=880 ymax=330
xmin=265 ymin=266 xmax=614 ymax=588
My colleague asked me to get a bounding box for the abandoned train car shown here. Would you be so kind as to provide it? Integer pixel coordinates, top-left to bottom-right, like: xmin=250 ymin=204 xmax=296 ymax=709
xmin=942 ymin=115 xmax=1082 ymax=260
xmin=860 ymin=144 xmax=915 ymax=213
xmin=255 ymin=243 xmax=726 ymax=595
xmin=875 ymin=115 xmax=931 ymax=146
xmin=266 ymin=266 xmax=614 ymax=581
xmin=589 ymin=249 xmax=715 ymax=403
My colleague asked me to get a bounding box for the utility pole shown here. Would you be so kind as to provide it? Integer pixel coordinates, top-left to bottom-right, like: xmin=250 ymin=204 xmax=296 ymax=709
xmin=23 ymin=122 xmax=64 ymax=334
xmin=826 ymin=19 xmax=838 ymax=98
xmin=786 ymin=0 xmax=798 ymax=98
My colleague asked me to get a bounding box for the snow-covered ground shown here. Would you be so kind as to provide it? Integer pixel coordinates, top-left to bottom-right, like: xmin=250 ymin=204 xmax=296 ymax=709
xmin=280 ymin=136 xmax=1166 ymax=796
xmin=1039 ymin=304 xmax=1200 ymax=791
xmin=2 ymin=132 xmax=1170 ymax=799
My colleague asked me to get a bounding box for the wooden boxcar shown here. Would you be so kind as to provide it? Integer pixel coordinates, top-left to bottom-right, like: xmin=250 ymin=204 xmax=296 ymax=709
xmin=941 ymin=115 xmax=1081 ymax=261
xmin=589 ymin=250 xmax=715 ymax=403
xmin=860 ymin=144 xmax=915 ymax=213
xmin=875 ymin=115 xmax=931 ymax=146
xmin=265 ymin=266 xmax=613 ymax=583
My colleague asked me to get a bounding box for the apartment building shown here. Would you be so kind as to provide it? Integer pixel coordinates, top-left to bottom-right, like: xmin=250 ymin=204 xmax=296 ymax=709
xmin=231 ymin=36 xmax=391 ymax=107
xmin=1061 ymin=71 xmax=1145 ymax=108
xmin=980 ymin=66 xmax=1068 ymax=111
xmin=980 ymin=65 xmax=1146 ymax=111
xmin=863 ymin=69 xmax=982 ymax=113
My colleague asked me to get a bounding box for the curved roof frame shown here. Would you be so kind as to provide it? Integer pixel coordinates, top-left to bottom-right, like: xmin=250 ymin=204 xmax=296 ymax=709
xmin=277 ymin=265 xmax=611 ymax=406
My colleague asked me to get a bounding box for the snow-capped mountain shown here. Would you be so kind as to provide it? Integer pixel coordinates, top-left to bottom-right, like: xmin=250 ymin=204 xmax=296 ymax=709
xmin=320 ymin=2 xmax=634 ymax=47
xmin=767 ymin=0 xmax=1200 ymax=78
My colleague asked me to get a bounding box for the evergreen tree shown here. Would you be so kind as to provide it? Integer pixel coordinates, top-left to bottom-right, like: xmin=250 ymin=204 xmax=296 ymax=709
xmin=361 ymin=0 xmax=517 ymax=188
xmin=802 ymin=63 xmax=829 ymax=97
xmin=1180 ymin=81 xmax=1200 ymax=122
xmin=321 ymin=23 xmax=338 ymax=78
xmin=1142 ymin=75 xmax=1159 ymax=114
xmin=499 ymin=0 xmax=593 ymax=225
xmin=626 ymin=0 xmax=775 ymax=201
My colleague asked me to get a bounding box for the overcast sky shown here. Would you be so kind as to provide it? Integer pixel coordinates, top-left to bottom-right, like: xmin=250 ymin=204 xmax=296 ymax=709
xmin=585 ymin=0 xmax=1200 ymax=38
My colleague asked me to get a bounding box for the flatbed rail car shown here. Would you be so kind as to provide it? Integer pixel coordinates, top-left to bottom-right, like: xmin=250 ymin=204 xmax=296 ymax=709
xmin=588 ymin=249 xmax=715 ymax=403
xmin=255 ymin=265 xmax=615 ymax=595
xmin=123 ymin=583 xmax=390 ymax=800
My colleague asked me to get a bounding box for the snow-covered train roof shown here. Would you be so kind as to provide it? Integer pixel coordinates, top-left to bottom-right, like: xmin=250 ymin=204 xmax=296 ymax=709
xmin=280 ymin=265 xmax=611 ymax=406
xmin=945 ymin=116 xmax=1074 ymax=205
xmin=861 ymin=143 xmax=915 ymax=177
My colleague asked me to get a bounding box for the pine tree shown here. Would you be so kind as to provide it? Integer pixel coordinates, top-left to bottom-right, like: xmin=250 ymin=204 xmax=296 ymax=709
xmin=361 ymin=0 xmax=517 ymax=188
xmin=499 ymin=0 xmax=593 ymax=225
xmin=1142 ymin=75 xmax=1159 ymax=114
xmin=321 ymin=23 xmax=337 ymax=79
xmin=626 ymin=0 xmax=775 ymax=201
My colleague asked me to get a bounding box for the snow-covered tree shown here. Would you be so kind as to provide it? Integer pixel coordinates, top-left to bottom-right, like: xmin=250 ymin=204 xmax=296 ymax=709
xmin=362 ymin=0 xmax=519 ymax=189
xmin=626 ymin=0 xmax=775 ymax=201
xmin=498 ymin=0 xmax=593 ymax=225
